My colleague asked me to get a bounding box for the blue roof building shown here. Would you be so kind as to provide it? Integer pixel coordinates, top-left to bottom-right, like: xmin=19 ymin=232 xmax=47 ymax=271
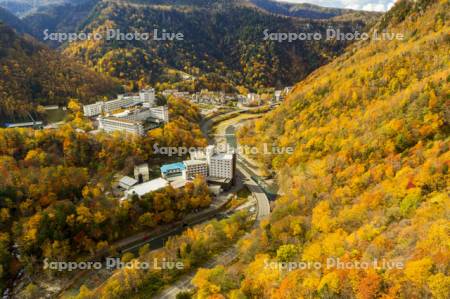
xmin=160 ymin=162 xmax=186 ymax=178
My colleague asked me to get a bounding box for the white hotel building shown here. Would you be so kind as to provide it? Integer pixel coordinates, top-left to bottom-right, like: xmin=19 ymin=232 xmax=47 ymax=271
xmin=85 ymin=89 xmax=170 ymax=136
xmin=204 ymin=145 xmax=235 ymax=180
xmin=97 ymin=106 xmax=169 ymax=136
xmin=149 ymin=106 xmax=170 ymax=123
xmin=98 ymin=117 xmax=145 ymax=136
xmin=114 ymin=106 xmax=169 ymax=123
xmin=160 ymin=145 xmax=236 ymax=191
xmin=139 ymin=89 xmax=156 ymax=106
xmin=83 ymin=89 xmax=156 ymax=117
xmin=182 ymin=160 xmax=209 ymax=180
xmin=209 ymin=153 xmax=234 ymax=179
xmin=184 ymin=145 xmax=236 ymax=180
xmin=83 ymin=102 xmax=103 ymax=117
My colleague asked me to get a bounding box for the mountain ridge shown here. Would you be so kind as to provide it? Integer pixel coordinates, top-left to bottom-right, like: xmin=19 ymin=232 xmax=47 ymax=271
xmin=60 ymin=0 xmax=374 ymax=91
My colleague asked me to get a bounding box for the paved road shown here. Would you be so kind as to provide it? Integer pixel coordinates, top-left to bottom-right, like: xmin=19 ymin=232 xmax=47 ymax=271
xmin=237 ymin=165 xmax=270 ymax=220
xmin=155 ymin=113 xmax=271 ymax=299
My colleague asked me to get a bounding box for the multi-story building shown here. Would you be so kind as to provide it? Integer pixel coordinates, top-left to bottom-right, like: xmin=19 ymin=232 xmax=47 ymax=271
xmin=97 ymin=106 xmax=168 ymax=136
xmin=149 ymin=106 xmax=170 ymax=123
xmin=83 ymin=102 xmax=104 ymax=117
xmin=84 ymin=88 xmax=168 ymax=136
xmin=83 ymin=98 xmax=133 ymax=117
xmin=183 ymin=160 xmax=208 ymax=180
xmin=104 ymin=97 xmax=134 ymax=113
xmin=98 ymin=117 xmax=145 ymax=136
xmin=209 ymin=153 xmax=235 ymax=180
xmin=140 ymin=88 xmax=156 ymax=107
xmin=111 ymin=106 xmax=168 ymax=123
xmin=190 ymin=145 xmax=236 ymax=181
xmin=158 ymin=146 xmax=235 ymax=191
xmin=83 ymin=89 xmax=156 ymax=117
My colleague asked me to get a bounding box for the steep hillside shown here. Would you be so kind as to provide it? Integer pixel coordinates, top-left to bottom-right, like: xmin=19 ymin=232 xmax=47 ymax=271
xmin=201 ymin=0 xmax=449 ymax=297
xmin=0 ymin=22 xmax=122 ymax=120
xmin=61 ymin=0 xmax=372 ymax=91
xmin=22 ymin=0 xmax=99 ymax=46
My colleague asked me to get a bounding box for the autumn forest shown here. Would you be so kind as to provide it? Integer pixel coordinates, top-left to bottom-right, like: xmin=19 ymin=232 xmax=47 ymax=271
xmin=0 ymin=0 xmax=449 ymax=298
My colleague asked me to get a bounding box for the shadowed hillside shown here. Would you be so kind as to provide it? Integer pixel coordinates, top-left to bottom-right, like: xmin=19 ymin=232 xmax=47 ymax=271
xmin=0 ymin=22 xmax=121 ymax=120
